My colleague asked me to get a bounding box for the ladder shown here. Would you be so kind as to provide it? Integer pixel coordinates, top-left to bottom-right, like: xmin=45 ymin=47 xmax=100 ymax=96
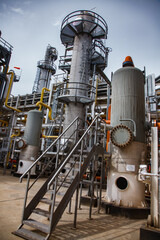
xmin=13 ymin=114 xmax=106 ymax=240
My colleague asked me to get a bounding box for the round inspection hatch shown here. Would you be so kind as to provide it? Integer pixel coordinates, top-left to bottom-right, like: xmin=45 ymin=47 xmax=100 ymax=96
xmin=116 ymin=177 xmax=128 ymax=190
xmin=111 ymin=125 xmax=133 ymax=148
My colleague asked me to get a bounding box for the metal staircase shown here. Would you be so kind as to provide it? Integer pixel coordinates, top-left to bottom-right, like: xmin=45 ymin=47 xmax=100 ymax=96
xmin=13 ymin=114 xmax=106 ymax=240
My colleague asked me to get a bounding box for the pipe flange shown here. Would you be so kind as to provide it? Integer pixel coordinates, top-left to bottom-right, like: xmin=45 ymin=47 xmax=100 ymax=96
xmin=110 ymin=124 xmax=133 ymax=148
xmin=17 ymin=138 xmax=27 ymax=149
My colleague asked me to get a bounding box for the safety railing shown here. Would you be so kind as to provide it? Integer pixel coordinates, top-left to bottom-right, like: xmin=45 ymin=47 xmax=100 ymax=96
xmin=61 ymin=10 xmax=108 ymax=37
xmin=37 ymin=60 xmax=57 ymax=73
xmin=0 ymin=37 xmax=13 ymax=52
xmin=20 ymin=116 xmax=81 ymax=182
xmin=57 ymin=81 xmax=96 ymax=104
xmin=59 ymin=55 xmax=72 ymax=70
xmin=46 ymin=113 xmax=110 ymax=226
xmin=47 ymin=113 xmax=106 ymax=190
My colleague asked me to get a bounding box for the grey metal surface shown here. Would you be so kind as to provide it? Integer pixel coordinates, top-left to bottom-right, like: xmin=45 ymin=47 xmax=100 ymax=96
xmin=111 ymin=67 xmax=145 ymax=143
xmin=62 ymin=32 xmax=92 ymax=139
xmin=24 ymin=110 xmax=43 ymax=146
xmin=23 ymin=219 xmax=49 ymax=234
xmin=150 ymin=127 xmax=159 ymax=227
xmin=107 ymin=66 xmax=147 ymax=208
xmin=16 ymin=110 xmax=43 ymax=175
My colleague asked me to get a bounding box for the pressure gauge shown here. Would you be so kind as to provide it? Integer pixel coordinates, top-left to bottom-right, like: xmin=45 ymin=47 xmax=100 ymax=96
xmin=111 ymin=125 xmax=133 ymax=148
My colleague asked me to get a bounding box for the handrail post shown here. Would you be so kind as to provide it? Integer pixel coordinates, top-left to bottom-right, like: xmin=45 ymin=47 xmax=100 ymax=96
xmin=21 ymin=170 xmax=31 ymax=224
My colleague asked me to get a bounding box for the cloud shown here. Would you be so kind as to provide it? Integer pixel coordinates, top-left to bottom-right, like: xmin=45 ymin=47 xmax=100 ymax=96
xmin=11 ymin=7 xmax=24 ymax=15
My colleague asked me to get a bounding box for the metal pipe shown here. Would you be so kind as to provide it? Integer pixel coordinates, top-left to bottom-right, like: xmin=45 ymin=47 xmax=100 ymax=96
xmin=151 ymin=127 xmax=159 ymax=227
xmin=39 ymin=87 xmax=50 ymax=111
xmin=0 ymin=119 xmax=8 ymax=126
xmin=5 ymin=71 xmax=21 ymax=112
xmin=36 ymin=101 xmax=53 ymax=120
xmin=42 ymin=135 xmax=58 ymax=139
xmin=11 ymin=129 xmax=20 ymax=138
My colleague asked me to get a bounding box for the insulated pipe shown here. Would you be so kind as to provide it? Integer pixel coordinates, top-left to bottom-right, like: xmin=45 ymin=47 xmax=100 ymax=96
xmin=36 ymin=101 xmax=53 ymax=120
xmin=39 ymin=87 xmax=50 ymax=111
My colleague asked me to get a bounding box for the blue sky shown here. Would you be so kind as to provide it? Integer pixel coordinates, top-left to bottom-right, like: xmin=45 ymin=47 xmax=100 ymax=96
xmin=0 ymin=0 xmax=160 ymax=95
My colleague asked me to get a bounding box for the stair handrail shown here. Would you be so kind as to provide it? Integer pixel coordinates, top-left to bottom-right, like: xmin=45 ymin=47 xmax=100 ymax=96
xmin=47 ymin=113 xmax=108 ymax=190
xmin=19 ymin=116 xmax=80 ymax=183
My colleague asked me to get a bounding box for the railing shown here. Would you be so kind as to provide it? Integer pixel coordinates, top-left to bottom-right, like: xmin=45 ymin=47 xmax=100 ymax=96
xmin=37 ymin=60 xmax=57 ymax=73
xmin=61 ymin=10 xmax=108 ymax=36
xmin=47 ymin=113 xmax=102 ymax=190
xmin=57 ymin=81 xmax=96 ymax=103
xmin=20 ymin=114 xmax=111 ymax=228
xmin=59 ymin=55 xmax=72 ymax=70
xmin=0 ymin=37 xmax=13 ymax=52
xmin=20 ymin=116 xmax=81 ymax=182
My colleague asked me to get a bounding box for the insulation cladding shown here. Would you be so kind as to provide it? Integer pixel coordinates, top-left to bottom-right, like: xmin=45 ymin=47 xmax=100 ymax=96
xmin=106 ymin=66 xmax=147 ymax=208
xmin=16 ymin=110 xmax=43 ymax=175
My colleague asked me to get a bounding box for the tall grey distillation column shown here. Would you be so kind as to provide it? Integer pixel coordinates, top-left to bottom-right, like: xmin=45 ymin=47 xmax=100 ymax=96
xmin=59 ymin=10 xmax=108 ymax=141
xmin=32 ymin=45 xmax=58 ymax=93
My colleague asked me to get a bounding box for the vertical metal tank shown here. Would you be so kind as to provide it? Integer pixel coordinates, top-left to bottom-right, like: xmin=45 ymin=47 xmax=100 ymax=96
xmin=60 ymin=10 xmax=108 ymax=140
xmin=16 ymin=110 xmax=43 ymax=175
xmin=106 ymin=62 xmax=147 ymax=208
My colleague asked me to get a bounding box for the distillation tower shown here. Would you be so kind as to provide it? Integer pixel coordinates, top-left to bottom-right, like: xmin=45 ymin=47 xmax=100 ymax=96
xmin=58 ymin=10 xmax=108 ymax=142
xmin=32 ymin=44 xmax=58 ymax=93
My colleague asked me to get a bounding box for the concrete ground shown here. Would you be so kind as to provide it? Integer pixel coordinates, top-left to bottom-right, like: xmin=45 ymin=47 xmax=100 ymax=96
xmin=0 ymin=170 xmax=147 ymax=240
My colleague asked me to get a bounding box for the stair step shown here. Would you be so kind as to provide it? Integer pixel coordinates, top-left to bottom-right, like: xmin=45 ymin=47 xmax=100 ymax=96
xmin=23 ymin=219 xmax=49 ymax=234
xmin=40 ymin=198 xmax=58 ymax=206
xmin=12 ymin=228 xmax=45 ymax=240
xmin=57 ymin=191 xmax=65 ymax=196
xmin=57 ymin=182 xmax=71 ymax=188
xmin=33 ymin=208 xmax=50 ymax=218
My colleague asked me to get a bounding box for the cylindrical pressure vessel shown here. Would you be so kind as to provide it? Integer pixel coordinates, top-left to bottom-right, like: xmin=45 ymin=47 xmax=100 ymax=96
xmin=106 ymin=66 xmax=147 ymax=208
xmin=16 ymin=110 xmax=43 ymax=175
xmin=111 ymin=67 xmax=145 ymax=142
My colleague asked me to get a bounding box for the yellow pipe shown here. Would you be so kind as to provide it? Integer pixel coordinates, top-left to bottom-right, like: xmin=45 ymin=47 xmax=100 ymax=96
xmin=5 ymin=71 xmax=21 ymax=112
xmin=42 ymin=134 xmax=58 ymax=139
xmin=39 ymin=87 xmax=50 ymax=111
xmin=11 ymin=129 xmax=21 ymax=138
xmin=0 ymin=119 xmax=8 ymax=127
xmin=36 ymin=101 xmax=53 ymax=120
